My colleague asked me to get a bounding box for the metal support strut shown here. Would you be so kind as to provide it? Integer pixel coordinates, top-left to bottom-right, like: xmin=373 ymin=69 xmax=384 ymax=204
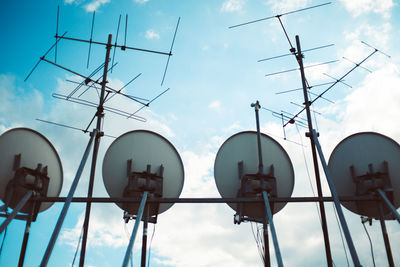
xmin=122 ymin=191 xmax=148 ymax=267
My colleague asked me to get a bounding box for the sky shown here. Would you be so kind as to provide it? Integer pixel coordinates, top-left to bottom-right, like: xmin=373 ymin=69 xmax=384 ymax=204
xmin=0 ymin=0 xmax=400 ymax=266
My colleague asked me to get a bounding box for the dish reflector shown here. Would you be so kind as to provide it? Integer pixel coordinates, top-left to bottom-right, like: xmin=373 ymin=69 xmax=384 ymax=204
xmin=102 ymin=130 xmax=184 ymax=215
xmin=328 ymin=132 xmax=400 ymax=218
xmin=0 ymin=128 xmax=63 ymax=213
xmin=214 ymin=131 xmax=295 ymax=219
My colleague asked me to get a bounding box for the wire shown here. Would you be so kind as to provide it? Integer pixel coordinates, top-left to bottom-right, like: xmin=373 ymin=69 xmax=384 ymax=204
xmin=0 ymin=225 xmax=7 ymax=259
xmin=332 ymin=204 xmax=350 ymax=267
xmin=250 ymin=222 xmax=265 ymax=264
xmin=71 ymin=225 xmax=84 ymax=267
xmin=147 ymin=224 xmax=156 ymax=266
xmin=362 ymin=218 xmax=376 ymax=267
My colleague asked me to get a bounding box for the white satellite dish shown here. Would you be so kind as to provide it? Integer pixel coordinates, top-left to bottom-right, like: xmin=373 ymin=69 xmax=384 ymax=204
xmin=328 ymin=132 xmax=400 ymax=218
xmin=214 ymin=131 xmax=295 ymax=219
xmin=0 ymin=128 xmax=63 ymax=213
xmin=102 ymin=130 xmax=184 ymax=215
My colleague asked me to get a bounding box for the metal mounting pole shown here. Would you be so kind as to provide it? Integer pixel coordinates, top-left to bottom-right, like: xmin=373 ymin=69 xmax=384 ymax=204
xmin=295 ymin=35 xmax=333 ymax=267
xmin=79 ymin=33 xmax=113 ymax=267
xmin=0 ymin=190 xmax=33 ymax=235
xmin=312 ymin=130 xmax=361 ymax=267
xmin=141 ymin=205 xmax=149 ymax=267
xmin=263 ymin=222 xmax=270 ymax=267
xmin=262 ymin=191 xmax=283 ymax=267
xmin=40 ymin=129 xmax=96 ymax=267
xmin=122 ymin=191 xmax=148 ymax=267
xmin=376 ymin=188 xmax=400 ymax=223
xmin=18 ymin=200 xmax=37 ymax=267
xmin=377 ymin=201 xmax=394 ymax=266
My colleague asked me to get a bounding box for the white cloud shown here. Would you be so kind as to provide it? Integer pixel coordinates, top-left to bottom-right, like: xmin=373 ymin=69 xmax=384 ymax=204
xmin=208 ymin=100 xmax=222 ymax=112
xmin=134 ymin=0 xmax=150 ymax=3
xmin=221 ymin=0 xmax=246 ymax=12
xmin=85 ymin=0 xmax=111 ymax=12
xmin=339 ymin=0 xmax=394 ymax=19
xmin=145 ymin=29 xmax=160 ymax=40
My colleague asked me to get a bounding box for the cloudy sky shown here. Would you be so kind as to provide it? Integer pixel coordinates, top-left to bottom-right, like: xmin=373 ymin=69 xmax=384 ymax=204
xmin=1 ymin=0 xmax=400 ymax=266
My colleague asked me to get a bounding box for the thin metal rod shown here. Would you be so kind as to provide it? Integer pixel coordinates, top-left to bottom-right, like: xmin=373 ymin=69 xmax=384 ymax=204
xmin=376 ymin=189 xmax=400 ymax=223
xmin=377 ymin=201 xmax=394 ymax=266
xmin=141 ymin=206 xmax=149 ymax=267
xmin=55 ymin=5 xmax=59 ymax=63
xmin=265 ymin=60 xmax=338 ymax=77
xmin=127 ymin=88 xmax=170 ymax=119
xmin=122 ymin=192 xmax=148 ymax=267
xmin=79 ymin=34 xmax=113 ymax=267
xmin=161 ymin=17 xmax=180 ymax=86
xmin=229 ymin=2 xmax=331 ymax=29
xmin=295 ymin=35 xmax=333 ymax=267
xmin=262 ymin=192 xmax=283 ymax=267
xmin=87 ymin=11 xmax=95 ymax=68
xmin=253 ymin=101 xmax=264 ymax=173
xmin=40 ymin=131 xmax=96 ymax=267
xmin=18 ymin=200 xmax=36 ymax=267
xmin=57 ymin=35 xmax=170 ymax=56
xmin=263 ymin=222 xmax=270 ymax=267
xmin=312 ymin=130 xmax=361 ymax=266
xmin=0 ymin=191 xmax=33 ymax=235
xmin=258 ymin=44 xmax=334 ymax=62
xmin=111 ymin=14 xmax=122 ymax=73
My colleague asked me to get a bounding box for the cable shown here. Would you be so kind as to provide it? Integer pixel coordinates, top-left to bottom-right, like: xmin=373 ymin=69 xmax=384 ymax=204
xmin=147 ymin=224 xmax=156 ymax=267
xmin=71 ymin=225 xmax=84 ymax=267
xmin=362 ymin=217 xmax=376 ymax=267
xmin=250 ymin=222 xmax=265 ymax=263
xmin=332 ymin=204 xmax=349 ymax=267
xmin=0 ymin=226 xmax=7 ymax=259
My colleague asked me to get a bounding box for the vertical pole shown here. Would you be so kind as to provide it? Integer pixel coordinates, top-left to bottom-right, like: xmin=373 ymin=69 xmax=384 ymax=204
xmin=122 ymin=192 xmax=148 ymax=267
xmin=141 ymin=206 xmax=149 ymax=267
xmin=252 ymin=101 xmax=264 ymax=174
xmin=263 ymin=222 xmax=270 ymax=267
xmin=377 ymin=201 xmax=394 ymax=267
xmin=18 ymin=200 xmax=36 ymax=267
xmin=262 ymin=191 xmax=283 ymax=267
xmin=294 ymin=35 xmax=333 ymax=267
xmin=79 ymin=34 xmax=113 ymax=267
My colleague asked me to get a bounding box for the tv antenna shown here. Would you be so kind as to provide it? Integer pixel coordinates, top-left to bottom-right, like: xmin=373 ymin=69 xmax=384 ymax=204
xmin=21 ymin=6 xmax=181 ymax=267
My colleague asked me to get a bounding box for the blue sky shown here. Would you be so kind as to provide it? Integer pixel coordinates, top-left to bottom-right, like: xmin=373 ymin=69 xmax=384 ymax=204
xmin=1 ymin=0 xmax=400 ymax=266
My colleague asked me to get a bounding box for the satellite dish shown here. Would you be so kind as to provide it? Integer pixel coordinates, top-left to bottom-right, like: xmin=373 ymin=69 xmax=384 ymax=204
xmin=214 ymin=131 xmax=295 ymax=219
xmin=0 ymin=128 xmax=63 ymax=213
xmin=328 ymin=132 xmax=400 ymax=218
xmin=102 ymin=130 xmax=184 ymax=216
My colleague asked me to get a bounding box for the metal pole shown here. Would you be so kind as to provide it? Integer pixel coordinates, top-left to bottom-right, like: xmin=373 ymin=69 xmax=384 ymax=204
xmin=0 ymin=190 xmax=33 ymax=235
xmin=377 ymin=201 xmax=394 ymax=266
xmin=252 ymin=101 xmax=264 ymax=173
xmin=376 ymin=188 xmax=400 ymax=223
xmin=122 ymin=192 xmax=148 ymax=267
xmin=295 ymin=35 xmax=333 ymax=267
xmin=141 ymin=205 xmax=149 ymax=267
xmin=40 ymin=130 xmax=96 ymax=267
xmin=18 ymin=200 xmax=36 ymax=267
xmin=312 ymin=130 xmax=361 ymax=267
xmin=263 ymin=220 xmax=270 ymax=267
xmin=262 ymin=191 xmax=283 ymax=267
xmin=79 ymin=34 xmax=113 ymax=267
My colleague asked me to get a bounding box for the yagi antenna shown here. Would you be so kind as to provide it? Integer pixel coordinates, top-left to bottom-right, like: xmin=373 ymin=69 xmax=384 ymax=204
xmin=87 ymin=11 xmax=96 ymax=68
xmin=161 ymin=17 xmax=180 ymax=86
xmin=265 ymin=60 xmax=338 ymax=77
xmin=111 ymin=14 xmax=122 ymax=73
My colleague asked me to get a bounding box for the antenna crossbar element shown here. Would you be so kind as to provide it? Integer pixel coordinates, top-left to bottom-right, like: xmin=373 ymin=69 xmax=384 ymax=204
xmin=229 ymin=2 xmax=331 ymax=29
xmin=86 ymin=11 xmax=96 ymax=68
xmin=127 ymin=88 xmax=170 ymax=119
xmin=57 ymin=35 xmax=170 ymax=56
xmin=276 ymin=81 xmax=337 ymax=95
xmin=265 ymin=60 xmax=338 ymax=77
xmin=323 ymin=73 xmax=352 ymax=88
xmin=342 ymin=57 xmax=372 ymax=73
xmin=111 ymin=14 xmax=122 ymax=73
xmin=259 ymin=44 xmax=334 ymax=62
xmin=161 ymin=17 xmax=180 ymax=86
